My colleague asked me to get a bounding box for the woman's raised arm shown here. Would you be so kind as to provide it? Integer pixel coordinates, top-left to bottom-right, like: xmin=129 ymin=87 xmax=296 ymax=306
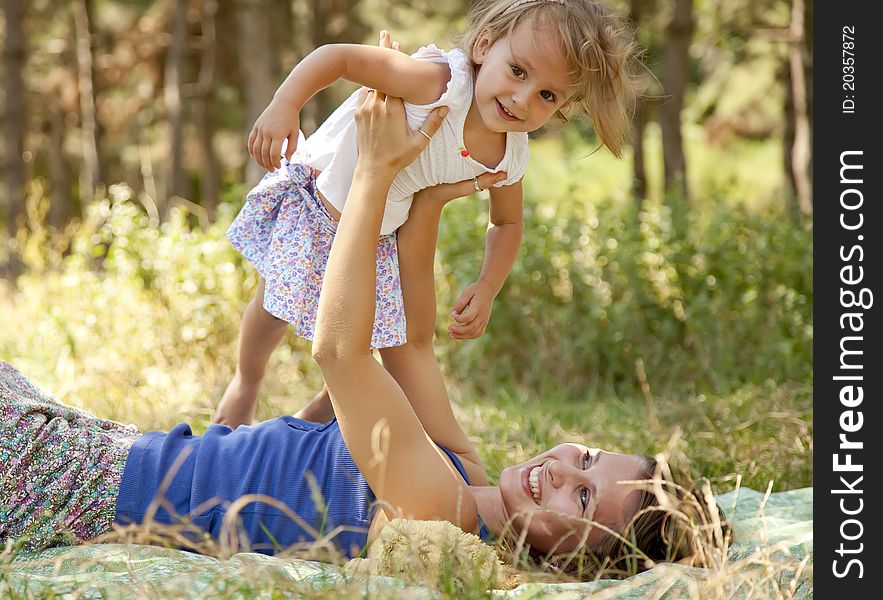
xmin=311 ymin=92 xmax=478 ymax=527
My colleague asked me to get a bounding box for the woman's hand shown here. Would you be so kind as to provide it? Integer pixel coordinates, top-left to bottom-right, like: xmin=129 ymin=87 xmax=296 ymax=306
xmin=353 ymin=90 xmax=447 ymax=180
xmin=414 ymin=171 xmax=507 ymax=205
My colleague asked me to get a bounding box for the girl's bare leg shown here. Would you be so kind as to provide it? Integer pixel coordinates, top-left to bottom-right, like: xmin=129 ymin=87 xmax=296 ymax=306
xmin=215 ymin=279 xmax=287 ymax=427
xmin=293 ymin=382 xmax=336 ymax=423
xmin=378 ymin=191 xmax=484 ymax=475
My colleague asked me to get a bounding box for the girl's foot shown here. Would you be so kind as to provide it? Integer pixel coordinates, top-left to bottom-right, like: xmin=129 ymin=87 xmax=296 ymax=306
xmin=214 ymin=374 xmax=259 ymax=428
xmin=293 ymin=386 xmax=335 ymax=423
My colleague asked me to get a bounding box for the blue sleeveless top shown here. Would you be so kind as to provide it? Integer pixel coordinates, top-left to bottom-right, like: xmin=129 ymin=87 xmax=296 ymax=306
xmin=115 ymin=416 xmax=490 ymax=557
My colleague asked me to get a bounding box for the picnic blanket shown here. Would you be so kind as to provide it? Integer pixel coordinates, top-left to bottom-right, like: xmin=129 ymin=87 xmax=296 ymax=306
xmin=0 ymin=487 xmax=812 ymax=599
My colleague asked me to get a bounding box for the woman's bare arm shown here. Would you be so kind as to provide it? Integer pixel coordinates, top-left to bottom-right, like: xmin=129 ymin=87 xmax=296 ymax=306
xmin=312 ymin=93 xmax=477 ymax=527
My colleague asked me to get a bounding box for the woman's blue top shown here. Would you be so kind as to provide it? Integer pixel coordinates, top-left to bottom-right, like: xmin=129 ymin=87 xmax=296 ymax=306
xmin=114 ymin=416 xmax=489 ymax=557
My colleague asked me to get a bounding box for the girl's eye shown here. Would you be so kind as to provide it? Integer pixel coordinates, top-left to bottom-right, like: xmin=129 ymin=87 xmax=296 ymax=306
xmin=541 ymin=90 xmax=556 ymax=102
xmin=580 ymin=488 xmax=590 ymax=510
xmin=582 ymin=451 xmax=591 ymax=469
xmin=511 ymin=65 xmax=524 ymax=77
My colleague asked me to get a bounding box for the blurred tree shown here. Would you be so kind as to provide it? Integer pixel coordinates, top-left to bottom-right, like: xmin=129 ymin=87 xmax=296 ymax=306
xmin=297 ymin=0 xmax=369 ymax=134
xmin=44 ymin=66 xmax=75 ymax=227
xmin=802 ymin=0 xmax=812 ymax=175
xmin=659 ymin=0 xmax=693 ymax=203
xmin=73 ymin=0 xmax=101 ymax=203
xmin=0 ymin=0 xmax=811 ymax=233
xmin=165 ymin=0 xmax=189 ymax=207
xmin=784 ymin=0 xmax=811 ymax=217
xmin=628 ymin=0 xmax=649 ymax=203
xmin=237 ymin=0 xmax=279 ymax=188
xmin=32 ymin=0 xmax=79 ymax=227
xmin=195 ymin=0 xmax=221 ymax=215
xmin=1 ymin=0 xmax=27 ymax=275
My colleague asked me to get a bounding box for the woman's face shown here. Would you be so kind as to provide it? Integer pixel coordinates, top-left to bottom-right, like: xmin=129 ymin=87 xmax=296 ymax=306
xmin=498 ymin=443 xmax=648 ymax=554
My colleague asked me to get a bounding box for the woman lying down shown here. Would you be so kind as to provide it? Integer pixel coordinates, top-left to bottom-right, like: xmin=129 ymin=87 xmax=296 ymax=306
xmin=0 ymin=89 xmax=728 ymax=581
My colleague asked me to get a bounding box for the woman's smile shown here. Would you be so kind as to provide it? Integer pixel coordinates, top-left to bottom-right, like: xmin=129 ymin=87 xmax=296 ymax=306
xmin=528 ymin=464 xmax=543 ymax=503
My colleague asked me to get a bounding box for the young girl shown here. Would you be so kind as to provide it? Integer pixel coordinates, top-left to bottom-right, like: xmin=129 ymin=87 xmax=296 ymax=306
xmin=217 ymin=0 xmax=643 ymax=427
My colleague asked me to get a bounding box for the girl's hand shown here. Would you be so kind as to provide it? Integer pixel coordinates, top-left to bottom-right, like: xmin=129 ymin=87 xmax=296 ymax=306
xmin=247 ymin=98 xmax=301 ymax=172
xmin=449 ymin=280 xmax=496 ymax=340
xmin=353 ymin=90 xmax=447 ymax=179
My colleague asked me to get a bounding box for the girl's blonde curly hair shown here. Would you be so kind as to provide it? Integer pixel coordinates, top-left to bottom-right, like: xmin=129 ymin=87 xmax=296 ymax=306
xmin=457 ymin=0 xmax=646 ymax=158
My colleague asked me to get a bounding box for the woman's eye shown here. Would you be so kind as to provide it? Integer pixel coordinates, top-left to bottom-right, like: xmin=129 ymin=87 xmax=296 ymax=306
xmin=511 ymin=65 xmax=524 ymax=77
xmin=541 ymin=90 xmax=556 ymax=102
xmin=580 ymin=488 xmax=589 ymax=510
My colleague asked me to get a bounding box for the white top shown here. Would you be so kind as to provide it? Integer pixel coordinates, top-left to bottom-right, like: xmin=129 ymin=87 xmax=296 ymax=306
xmin=299 ymin=45 xmax=530 ymax=235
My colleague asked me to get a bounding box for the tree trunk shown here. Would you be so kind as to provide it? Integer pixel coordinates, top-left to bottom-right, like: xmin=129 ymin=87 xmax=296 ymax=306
xmin=300 ymin=0 xmax=368 ymax=133
xmin=165 ymin=0 xmax=189 ymax=208
xmin=782 ymin=61 xmax=799 ymax=220
xmin=237 ymin=0 xmax=277 ymax=188
xmin=72 ymin=0 xmax=100 ymax=204
xmin=630 ymin=98 xmax=648 ymax=203
xmin=659 ymin=0 xmax=693 ymax=202
xmin=48 ymin=97 xmax=74 ymax=227
xmin=788 ymin=0 xmax=812 ymax=215
xmin=628 ymin=0 xmax=648 ymax=204
xmin=2 ymin=0 xmax=28 ymax=275
xmin=803 ymin=0 xmax=812 ymax=171
xmin=195 ymin=0 xmax=220 ymax=216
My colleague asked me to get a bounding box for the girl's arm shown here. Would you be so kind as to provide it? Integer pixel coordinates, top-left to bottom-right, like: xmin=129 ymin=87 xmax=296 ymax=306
xmin=449 ymin=181 xmax=524 ymax=339
xmin=276 ymin=44 xmax=451 ymax=110
xmin=250 ymin=38 xmax=450 ymax=171
xmin=312 ymin=93 xmax=477 ymax=526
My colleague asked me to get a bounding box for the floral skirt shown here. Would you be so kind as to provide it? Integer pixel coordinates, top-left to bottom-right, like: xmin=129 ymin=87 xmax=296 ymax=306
xmin=227 ymin=161 xmax=407 ymax=349
xmin=0 ymin=362 xmax=141 ymax=552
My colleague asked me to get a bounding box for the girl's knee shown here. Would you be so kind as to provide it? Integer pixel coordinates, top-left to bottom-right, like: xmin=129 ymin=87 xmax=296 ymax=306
xmin=380 ymin=339 xmax=431 ymax=360
xmin=248 ymin=298 xmax=286 ymax=323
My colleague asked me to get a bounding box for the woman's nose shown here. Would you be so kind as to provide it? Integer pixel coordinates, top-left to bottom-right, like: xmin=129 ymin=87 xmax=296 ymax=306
xmin=547 ymin=459 xmax=577 ymax=488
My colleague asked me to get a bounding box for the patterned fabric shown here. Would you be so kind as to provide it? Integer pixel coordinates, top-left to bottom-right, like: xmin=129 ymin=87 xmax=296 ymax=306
xmin=227 ymin=161 xmax=406 ymax=349
xmin=0 ymin=362 xmax=141 ymax=552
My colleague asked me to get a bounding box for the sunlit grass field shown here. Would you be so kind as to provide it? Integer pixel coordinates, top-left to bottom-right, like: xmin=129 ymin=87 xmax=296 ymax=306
xmin=0 ymin=131 xmax=812 ymax=597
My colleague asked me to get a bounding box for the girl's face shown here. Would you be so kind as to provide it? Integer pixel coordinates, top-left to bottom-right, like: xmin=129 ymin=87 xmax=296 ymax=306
xmin=471 ymin=21 xmax=576 ymax=134
xmin=498 ymin=443 xmax=647 ymax=554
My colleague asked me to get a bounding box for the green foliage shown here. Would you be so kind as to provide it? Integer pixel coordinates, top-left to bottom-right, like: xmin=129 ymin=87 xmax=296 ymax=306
xmin=1 ymin=185 xmax=261 ymax=428
xmin=433 ymin=156 xmax=811 ymax=401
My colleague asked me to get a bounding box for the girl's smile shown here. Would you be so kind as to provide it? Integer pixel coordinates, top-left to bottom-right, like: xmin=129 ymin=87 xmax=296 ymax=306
xmin=495 ymin=98 xmax=522 ymax=122
xmin=471 ymin=20 xmax=576 ymax=134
